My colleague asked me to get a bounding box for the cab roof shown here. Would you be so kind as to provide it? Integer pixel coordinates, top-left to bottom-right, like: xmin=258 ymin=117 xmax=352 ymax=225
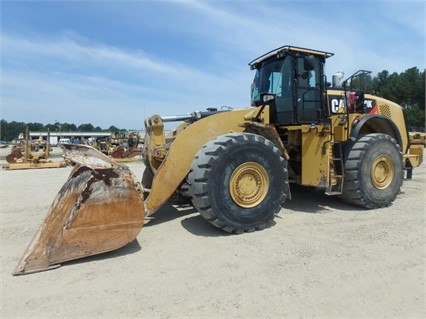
xmin=249 ymin=45 xmax=334 ymax=68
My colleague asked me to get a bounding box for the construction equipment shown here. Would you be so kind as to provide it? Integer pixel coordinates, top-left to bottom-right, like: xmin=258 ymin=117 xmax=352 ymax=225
xmin=109 ymin=131 xmax=143 ymax=162
xmin=13 ymin=45 xmax=423 ymax=275
xmin=409 ymin=131 xmax=426 ymax=147
xmin=93 ymin=136 xmax=111 ymax=155
xmin=4 ymin=128 xmax=67 ymax=170
xmin=90 ymin=132 xmax=142 ymax=162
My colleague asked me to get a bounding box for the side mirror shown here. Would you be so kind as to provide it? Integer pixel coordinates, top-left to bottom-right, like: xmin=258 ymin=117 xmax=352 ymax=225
xmin=304 ymin=55 xmax=315 ymax=71
xmin=261 ymin=93 xmax=276 ymax=104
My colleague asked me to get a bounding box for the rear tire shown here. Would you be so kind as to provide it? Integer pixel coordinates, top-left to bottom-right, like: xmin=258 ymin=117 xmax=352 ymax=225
xmin=188 ymin=133 xmax=289 ymax=233
xmin=340 ymin=133 xmax=403 ymax=208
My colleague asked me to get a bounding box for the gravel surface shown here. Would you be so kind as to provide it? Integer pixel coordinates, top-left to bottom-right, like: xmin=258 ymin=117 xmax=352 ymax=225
xmin=1 ymin=146 xmax=425 ymax=318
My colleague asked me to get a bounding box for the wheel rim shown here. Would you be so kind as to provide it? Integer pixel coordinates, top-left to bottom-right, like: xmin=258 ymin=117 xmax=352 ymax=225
xmin=229 ymin=162 xmax=269 ymax=208
xmin=371 ymin=155 xmax=394 ymax=189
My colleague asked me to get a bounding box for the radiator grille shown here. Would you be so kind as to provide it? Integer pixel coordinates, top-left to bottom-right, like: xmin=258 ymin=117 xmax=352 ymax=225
xmin=379 ymin=104 xmax=392 ymax=118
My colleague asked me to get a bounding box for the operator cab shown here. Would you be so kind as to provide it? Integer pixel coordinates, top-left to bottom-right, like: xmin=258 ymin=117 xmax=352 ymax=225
xmin=249 ymin=45 xmax=333 ymax=125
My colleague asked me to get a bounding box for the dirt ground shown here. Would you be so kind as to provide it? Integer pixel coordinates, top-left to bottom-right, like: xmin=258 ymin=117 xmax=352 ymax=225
xmin=0 ymin=146 xmax=425 ymax=318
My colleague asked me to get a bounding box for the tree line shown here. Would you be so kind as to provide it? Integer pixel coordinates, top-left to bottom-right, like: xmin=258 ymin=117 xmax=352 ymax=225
xmin=0 ymin=120 xmax=127 ymax=142
xmin=1 ymin=67 xmax=424 ymax=141
xmin=360 ymin=67 xmax=425 ymax=130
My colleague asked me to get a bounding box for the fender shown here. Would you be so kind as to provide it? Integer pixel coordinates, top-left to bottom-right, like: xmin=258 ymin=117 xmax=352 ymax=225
xmin=350 ymin=114 xmax=404 ymax=151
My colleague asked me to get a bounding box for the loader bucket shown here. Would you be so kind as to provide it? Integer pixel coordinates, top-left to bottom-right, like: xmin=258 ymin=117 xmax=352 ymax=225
xmin=13 ymin=144 xmax=145 ymax=275
xmin=110 ymin=146 xmax=143 ymax=159
xmin=6 ymin=147 xmax=24 ymax=164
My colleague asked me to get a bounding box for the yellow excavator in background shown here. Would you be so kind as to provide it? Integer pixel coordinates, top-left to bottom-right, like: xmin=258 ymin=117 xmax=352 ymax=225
xmin=13 ymin=45 xmax=424 ymax=275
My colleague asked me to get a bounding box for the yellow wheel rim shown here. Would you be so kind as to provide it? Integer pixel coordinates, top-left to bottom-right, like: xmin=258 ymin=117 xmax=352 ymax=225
xmin=371 ymin=155 xmax=394 ymax=189
xmin=229 ymin=162 xmax=269 ymax=208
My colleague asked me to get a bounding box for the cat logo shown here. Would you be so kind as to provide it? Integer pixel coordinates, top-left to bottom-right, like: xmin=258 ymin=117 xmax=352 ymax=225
xmin=330 ymin=97 xmax=346 ymax=113
xmin=329 ymin=95 xmax=375 ymax=114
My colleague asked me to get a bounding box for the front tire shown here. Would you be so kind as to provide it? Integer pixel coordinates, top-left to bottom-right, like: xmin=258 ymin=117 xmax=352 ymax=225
xmin=340 ymin=133 xmax=403 ymax=208
xmin=188 ymin=133 xmax=289 ymax=233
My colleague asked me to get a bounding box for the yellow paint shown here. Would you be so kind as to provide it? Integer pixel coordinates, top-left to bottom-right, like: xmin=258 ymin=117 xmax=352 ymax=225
xmin=145 ymin=108 xmax=257 ymax=214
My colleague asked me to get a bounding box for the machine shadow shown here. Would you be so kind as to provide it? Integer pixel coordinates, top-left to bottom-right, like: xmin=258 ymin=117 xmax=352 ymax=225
xmin=145 ymin=201 xmax=230 ymax=237
xmin=61 ymin=202 xmax=222 ymax=269
xmin=180 ymin=215 xmax=237 ymax=237
xmin=61 ymin=185 xmax=377 ymax=269
xmin=143 ymin=202 xmax=198 ymax=227
xmin=145 ymin=186 xmax=366 ymax=237
xmin=283 ymin=185 xmax=364 ymax=213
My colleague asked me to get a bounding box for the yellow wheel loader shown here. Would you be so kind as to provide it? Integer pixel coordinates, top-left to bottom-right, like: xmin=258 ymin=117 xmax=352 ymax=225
xmin=13 ymin=45 xmax=423 ymax=275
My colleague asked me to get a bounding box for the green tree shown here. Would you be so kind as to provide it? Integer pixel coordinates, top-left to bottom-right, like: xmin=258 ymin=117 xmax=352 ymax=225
xmin=78 ymin=123 xmax=95 ymax=132
xmin=1 ymin=119 xmax=8 ymax=140
xmin=405 ymin=105 xmax=425 ymax=131
xmin=373 ymin=67 xmax=425 ymax=130
xmin=397 ymin=67 xmax=422 ymax=107
xmin=108 ymin=125 xmax=120 ymax=133
xmin=61 ymin=122 xmax=78 ymax=132
xmin=372 ymin=70 xmax=389 ymax=96
xmin=27 ymin=122 xmax=45 ymax=132
xmin=4 ymin=121 xmax=27 ymax=140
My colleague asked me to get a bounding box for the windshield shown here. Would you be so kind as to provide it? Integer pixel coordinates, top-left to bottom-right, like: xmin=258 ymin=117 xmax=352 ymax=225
xmin=251 ymin=58 xmax=290 ymax=105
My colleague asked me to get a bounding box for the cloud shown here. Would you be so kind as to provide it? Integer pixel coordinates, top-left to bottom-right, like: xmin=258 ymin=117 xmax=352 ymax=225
xmin=0 ymin=31 xmax=253 ymax=128
xmin=1 ymin=1 xmax=424 ymax=129
xmin=2 ymin=32 xmax=191 ymax=77
xmin=175 ymin=1 xmax=424 ymax=75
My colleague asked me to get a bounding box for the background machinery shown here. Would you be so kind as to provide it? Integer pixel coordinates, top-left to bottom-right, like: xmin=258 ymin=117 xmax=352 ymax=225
xmin=92 ymin=131 xmax=143 ymax=161
xmin=4 ymin=127 xmax=66 ymax=170
xmin=13 ymin=45 xmax=423 ymax=275
xmin=109 ymin=131 xmax=143 ymax=162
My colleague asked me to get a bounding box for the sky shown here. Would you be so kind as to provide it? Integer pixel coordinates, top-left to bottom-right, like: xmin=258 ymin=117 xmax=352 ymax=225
xmin=1 ymin=0 xmax=425 ymax=130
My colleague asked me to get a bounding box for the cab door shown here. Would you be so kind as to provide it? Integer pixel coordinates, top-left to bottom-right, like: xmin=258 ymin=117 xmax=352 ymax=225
xmin=295 ymin=56 xmax=324 ymax=123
